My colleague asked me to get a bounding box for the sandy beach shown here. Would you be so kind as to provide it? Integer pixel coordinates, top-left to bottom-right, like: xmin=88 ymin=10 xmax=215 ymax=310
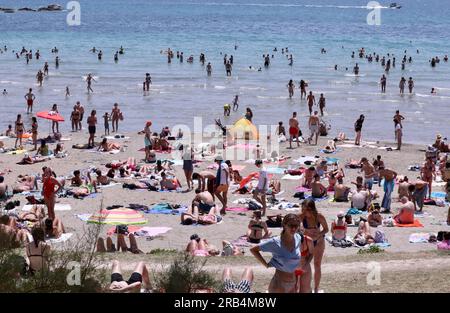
xmin=1 ymin=130 xmax=448 ymax=259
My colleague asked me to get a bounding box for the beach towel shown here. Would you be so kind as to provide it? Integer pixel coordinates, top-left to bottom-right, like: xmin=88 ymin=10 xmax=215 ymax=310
xmin=47 ymin=233 xmax=73 ymax=244
xmin=231 ymin=235 xmax=253 ymax=248
xmin=6 ymin=149 xmax=27 ymax=155
xmin=72 ymin=144 xmax=92 ymax=149
xmin=409 ymin=233 xmax=431 ymax=243
xmin=325 ymin=157 xmax=340 ymax=165
xmin=75 ymin=214 xmax=92 ymax=222
xmin=225 ymin=207 xmax=249 ymax=212
xmin=325 ymin=236 xmax=355 ymax=247
xmin=394 ymin=219 xmax=424 ymax=227
xmin=431 ymin=191 xmax=446 ymax=199
xmin=266 ymin=167 xmax=285 ymax=175
xmin=281 ymin=174 xmax=303 ymax=180
xmin=293 ymin=156 xmax=320 ymax=165
xmin=22 ymin=204 xmax=72 ymax=212
xmin=347 ymin=208 xmax=363 ymax=215
xmin=148 ymin=203 xmax=187 ymax=215
xmin=304 ymin=195 xmax=328 ymax=202
xmin=133 ymin=226 xmax=172 ymax=238
xmin=295 ymin=186 xmax=311 ymax=193
xmin=104 ymin=135 xmax=130 ymax=140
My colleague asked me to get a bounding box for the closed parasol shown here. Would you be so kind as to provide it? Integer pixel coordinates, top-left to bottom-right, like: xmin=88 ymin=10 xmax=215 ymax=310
xmin=87 ymin=208 xmax=147 ymax=225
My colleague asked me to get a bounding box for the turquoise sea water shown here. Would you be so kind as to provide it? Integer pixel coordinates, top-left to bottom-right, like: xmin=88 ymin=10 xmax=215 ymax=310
xmin=1 ymin=0 xmax=450 ymax=143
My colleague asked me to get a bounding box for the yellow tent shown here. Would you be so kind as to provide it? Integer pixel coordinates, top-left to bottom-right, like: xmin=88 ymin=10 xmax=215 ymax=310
xmin=230 ymin=118 xmax=259 ymax=140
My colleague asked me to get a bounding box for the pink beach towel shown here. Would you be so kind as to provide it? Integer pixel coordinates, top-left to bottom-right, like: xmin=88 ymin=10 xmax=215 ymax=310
xmin=226 ymin=207 xmax=249 ymax=213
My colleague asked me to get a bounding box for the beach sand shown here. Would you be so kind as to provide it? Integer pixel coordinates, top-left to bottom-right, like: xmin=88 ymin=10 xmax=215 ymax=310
xmin=1 ymin=130 xmax=449 ymax=291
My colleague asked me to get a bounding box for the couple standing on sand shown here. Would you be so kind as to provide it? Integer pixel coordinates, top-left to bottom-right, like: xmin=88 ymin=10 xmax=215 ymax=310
xmin=288 ymin=111 xmax=321 ymax=148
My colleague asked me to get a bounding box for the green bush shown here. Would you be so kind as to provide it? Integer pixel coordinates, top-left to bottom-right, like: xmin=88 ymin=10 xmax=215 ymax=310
xmin=357 ymin=245 xmax=385 ymax=254
xmin=154 ymin=253 xmax=221 ymax=293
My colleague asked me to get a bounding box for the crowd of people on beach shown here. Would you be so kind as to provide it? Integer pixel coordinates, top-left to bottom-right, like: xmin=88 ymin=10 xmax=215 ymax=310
xmin=1 ymin=43 xmax=450 ymax=293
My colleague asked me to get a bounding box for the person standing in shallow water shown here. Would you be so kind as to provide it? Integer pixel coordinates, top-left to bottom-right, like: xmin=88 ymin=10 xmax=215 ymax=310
xmin=354 ymin=114 xmax=364 ymax=146
xmin=408 ymin=77 xmax=414 ymax=94
xmin=380 ymin=74 xmax=387 ymax=93
xmin=111 ymin=103 xmax=122 ymax=133
xmin=287 ymin=80 xmax=295 ymax=99
xmin=399 ymin=77 xmax=406 ymax=94
xmin=206 ymin=62 xmax=212 ymax=76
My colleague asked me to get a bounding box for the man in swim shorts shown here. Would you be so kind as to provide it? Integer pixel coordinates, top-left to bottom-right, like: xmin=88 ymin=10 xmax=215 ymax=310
xmin=288 ymin=112 xmax=300 ymax=149
xmin=24 ymin=88 xmax=35 ymax=114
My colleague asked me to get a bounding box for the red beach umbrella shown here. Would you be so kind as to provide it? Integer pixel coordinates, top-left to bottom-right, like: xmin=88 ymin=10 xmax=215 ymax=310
xmin=36 ymin=111 xmax=65 ymax=122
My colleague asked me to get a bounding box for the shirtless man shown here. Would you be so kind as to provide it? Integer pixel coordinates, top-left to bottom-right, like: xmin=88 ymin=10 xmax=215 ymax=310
xmin=398 ymin=176 xmax=410 ymax=199
xmin=308 ymin=111 xmax=320 ymax=145
xmin=111 ymin=103 xmax=121 ymax=133
xmin=394 ymin=197 xmax=415 ymax=224
xmin=379 ymin=168 xmax=398 ymax=212
xmin=350 ymin=184 xmax=369 ymax=210
xmin=334 ymin=177 xmax=350 ymax=202
xmin=299 ymin=80 xmax=307 ymax=99
xmin=0 ymin=176 xmax=8 ymax=200
xmin=75 ymin=101 xmax=85 ymax=130
xmin=192 ymin=189 xmax=216 ymax=215
xmin=24 ymin=88 xmax=36 ymax=114
xmin=192 ymin=171 xmax=216 ymax=195
xmin=306 ymin=91 xmax=316 ymax=115
xmin=421 ymin=157 xmax=435 ymax=199
xmin=311 ymin=174 xmax=327 ymax=198
xmin=288 ymin=112 xmax=300 ymax=149
xmin=360 ymin=157 xmax=376 ymax=191
xmin=303 ymin=167 xmax=316 ymax=188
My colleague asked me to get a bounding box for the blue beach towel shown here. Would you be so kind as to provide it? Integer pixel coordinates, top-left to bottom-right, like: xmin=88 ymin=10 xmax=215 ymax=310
xmin=304 ymin=195 xmax=329 ymax=202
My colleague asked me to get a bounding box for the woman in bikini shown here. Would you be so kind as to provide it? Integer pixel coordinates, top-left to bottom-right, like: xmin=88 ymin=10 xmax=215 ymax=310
xmin=247 ymin=210 xmax=271 ymax=244
xmin=26 ymin=227 xmax=50 ymax=274
xmin=298 ymin=199 xmax=328 ymax=293
xmin=51 ymin=104 xmax=59 ymax=134
xmin=421 ymin=157 xmax=435 ymax=199
xmin=98 ymin=138 xmax=121 ymax=152
xmin=42 ymin=167 xmax=62 ymax=220
xmin=30 ymin=117 xmax=38 ymax=150
xmin=250 ymin=214 xmax=302 ymax=293
xmin=111 ymin=103 xmax=121 ymax=133
xmin=14 ymin=114 xmax=24 ymax=149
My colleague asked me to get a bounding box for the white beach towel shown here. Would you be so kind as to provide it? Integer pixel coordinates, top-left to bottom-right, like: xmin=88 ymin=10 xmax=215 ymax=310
xmin=22 ymin=204 xmax=72 ymax=212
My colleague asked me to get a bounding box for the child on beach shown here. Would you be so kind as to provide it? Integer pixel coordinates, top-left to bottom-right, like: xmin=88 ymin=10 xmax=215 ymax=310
xmin=103 ymin=112 xmax=110 ymax=136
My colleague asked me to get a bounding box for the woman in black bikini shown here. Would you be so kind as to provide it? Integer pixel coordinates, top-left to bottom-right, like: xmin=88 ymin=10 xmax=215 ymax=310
xmin=298 ymin=199 xmax=328 ymax=293
xmin=247 ymin=210 xmax=271 ymax=243
xmin=15 ymin=114 xmax=24 ymax=149
xmin=354 ymin=114 xmax=365 ymax=146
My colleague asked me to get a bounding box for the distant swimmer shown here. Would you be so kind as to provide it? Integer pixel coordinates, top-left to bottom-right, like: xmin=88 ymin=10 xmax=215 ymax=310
xmin=232 ymin=95 xmax=239 ymax=111
xmin=444 ymin=55 xmax=448 ymax=62
xmin=408 ymin=77 xmax=414 ymax=94
xmin=287 ymin=80 xmax=295 ymax=99
xmin=86 ymin=73 xmax=96 ymax=93
xmin=90 ymin=47 xmax=97 ymax=53
xmin=431 ymin=58 xmax=436 ymax=67
xmin=179 ymin=52 xmax=183 ymax=63
xmin=65 ymin=86 xmax=70 ymax=97
xmin=2 ymin=89 xmax=7 ymax=95
xmin=114 ymin=51 xmax=119 ymax=63
xmin=288 ymin=54 xmax=293 ymax=66
xmin=318 ymin=93 xmax=326 ymax=116
xmin=43 ymin=62 xmax=49 ymax=75
xmin=334 ymin=65 xmax=338 ymax=70
xmin=187 ymin=55 xmax=194 ymax=63
xmin=98 ymin=50 xmax=103 ymax=61
xmin=206 ymin=62 xmax=212 ymax=76
xmin=55 ymin=56 xmax=59 ymax=68
xmin=353 ymin=63 xmax=360 ymax=75
xmin=25 ymin=88 xmax=36 ymax=114
xmin=306 ymin=91 xmax=316 ymax=115
xmin=145 ymin=73 xmax=152 ymax=91
xmin=380 ymin=74 xmax=387 ymax=93
xmin=35 ymin=50 xmax=40 ymax=60
xmin=431 ymin=88 xmax=437 ymax=94
xmin=119 ymin=46 xmax=124 ymax=54
xmin=230 ymin=55 xmax=233 ymax=65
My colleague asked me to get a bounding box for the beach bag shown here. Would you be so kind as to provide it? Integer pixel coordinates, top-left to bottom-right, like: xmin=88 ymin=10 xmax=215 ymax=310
xmin=116 ymin=225 xmax=129 ymax=235
xmin=293 ymin=191 xmax=305 ymax=199
xmin=374 ymin=230 xmax=387 ymax=243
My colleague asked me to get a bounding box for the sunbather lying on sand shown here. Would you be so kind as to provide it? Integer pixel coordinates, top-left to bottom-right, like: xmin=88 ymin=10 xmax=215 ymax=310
xmin=18 ymin=204 xmax=45 ymax=223
xmin=368 ymin=209 xmax=382 ymax=227
xmin=185 ymin=234 xmax=220 ymax=256
xmin=109 ymin=260 xmax=151 ymax=293
xmin=20 ymin=153 xmax=47 ymax=164
xmin=97 ymin=233 xmax=143 ymax=254
xmin=0 ymin=215 xmax=29 ymax=247
xmin=13 ymin=174 xmax=37 ymax=193
xmin=160 ymin=172 xmax=181 ymax=191
xmin=222 ymin=267 xmax=253 ymax=293
xmin=354 ymin=217 xmax=374 ymax=245
xmin=98 ymin=138 xmax=121 ymax=152
xmin=221 ymin=240 xmax=244 ymax=256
